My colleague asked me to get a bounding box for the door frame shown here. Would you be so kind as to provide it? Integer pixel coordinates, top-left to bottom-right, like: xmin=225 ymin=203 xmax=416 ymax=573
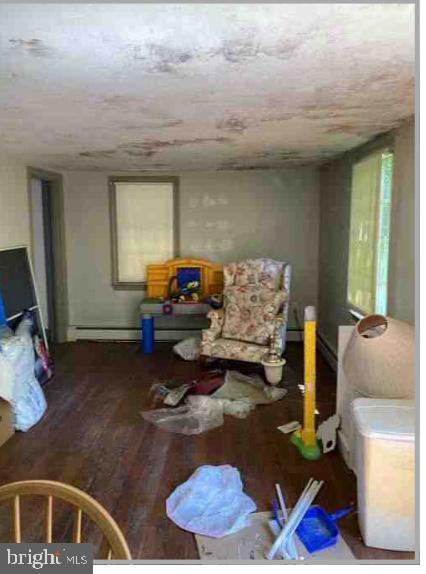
xmin=27 ymin=167 xmax=69 ymax=343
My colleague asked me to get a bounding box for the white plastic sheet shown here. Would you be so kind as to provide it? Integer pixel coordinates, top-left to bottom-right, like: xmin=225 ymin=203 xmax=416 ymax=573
xmin=142 ymin=396 xmax=224 ymax=435
xmin=166 ymin=465 xmax=257 ymax=538
xmin=213 ymin=370 xmax=287 ymax=404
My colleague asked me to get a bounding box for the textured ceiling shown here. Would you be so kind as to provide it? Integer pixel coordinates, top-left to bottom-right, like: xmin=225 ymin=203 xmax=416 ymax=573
xmin=0 ymin=3 xmax=415 ymax=172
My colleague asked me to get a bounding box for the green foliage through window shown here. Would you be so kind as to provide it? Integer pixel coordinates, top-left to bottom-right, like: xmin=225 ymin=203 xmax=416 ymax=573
xmin=347 ymin=149 xmax=393 ymax=315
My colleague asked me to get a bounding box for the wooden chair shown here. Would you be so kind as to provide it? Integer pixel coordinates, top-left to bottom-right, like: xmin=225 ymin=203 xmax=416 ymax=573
xmin=0 ymin=480 xmax=131 ymax=560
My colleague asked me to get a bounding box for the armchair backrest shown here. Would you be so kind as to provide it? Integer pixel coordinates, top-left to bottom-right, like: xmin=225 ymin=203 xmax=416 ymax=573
xmin=223 ymin=259 xmax=292 ymax=350
xmin=223 ymin=258 xmax=287 ymax=291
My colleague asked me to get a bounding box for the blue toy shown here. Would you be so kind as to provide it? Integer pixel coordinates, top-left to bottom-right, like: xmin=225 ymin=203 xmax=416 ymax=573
xmin=295 ymin=505 xmax=353 ymax=554
xmin=0 ymin=289 xmax=6 ymax=326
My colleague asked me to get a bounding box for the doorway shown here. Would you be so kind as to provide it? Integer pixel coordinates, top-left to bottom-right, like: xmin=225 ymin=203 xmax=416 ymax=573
xmin=30 ymin=178 xmax=55 ymax=341
xmin=28 ymin=168 xmax=68 ymax=343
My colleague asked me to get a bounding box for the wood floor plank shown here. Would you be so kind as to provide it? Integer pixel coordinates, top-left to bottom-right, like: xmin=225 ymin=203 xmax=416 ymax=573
xmin=0 ymin=341 xmax=414 ymax=561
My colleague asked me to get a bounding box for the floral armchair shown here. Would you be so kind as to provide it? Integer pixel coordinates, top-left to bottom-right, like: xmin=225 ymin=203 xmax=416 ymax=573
xmin=200 ymin=258 xmax=291 ymax=364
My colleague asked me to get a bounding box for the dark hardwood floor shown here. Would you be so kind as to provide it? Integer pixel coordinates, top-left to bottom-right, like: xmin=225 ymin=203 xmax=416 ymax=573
xmin=0 ymin=341 xmax=414 ymax=561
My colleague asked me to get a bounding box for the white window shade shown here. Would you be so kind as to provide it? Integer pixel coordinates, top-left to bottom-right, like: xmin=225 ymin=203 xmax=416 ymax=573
xmin=111 ymin=180 xmax=176 ymax=286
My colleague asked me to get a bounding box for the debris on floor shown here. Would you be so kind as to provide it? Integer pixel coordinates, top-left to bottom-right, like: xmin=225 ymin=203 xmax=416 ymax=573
xmin=277 ymin=421 xmax=301 ymax=434
xmin=163 ymin=383 xmax=193 ymax=407
xmin=150 ymin=379 xmax=190 ymax=406
xmin=267 ymin=478 xmax=323 ymax=560
xmin=195 ymin=511 xmax=355 ymax=560
xmin=142 ymin=396 xmax=224 ymax=435
xmin=316 ymin=414 xmax=340 ymax=453
xmin=277 ymin=414 xmax=340 ymax=455
xmin=166 ymin=465 xmax=256 ymax=538
xmin=188 ymin=370 xmax=225 ymax=396
xmin=150 ymin=370 xmax=225 ymax=407
xmin=195 ymin=479 xmax=354 ymax=561
xmin=295 ymin=504 xmax=353 ymax=554
xmin=212 ymin=370 xmax=287 ymax=405
xmin=141 ymin=369 xmax=287 ymax=434
xmin=173 ymin=337 xmax=201 ymax=361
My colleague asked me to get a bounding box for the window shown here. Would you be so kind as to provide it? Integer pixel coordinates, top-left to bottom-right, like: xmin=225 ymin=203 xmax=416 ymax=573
xmin=347 ymin=149 xmax=393 ymax=316
xmin=110 ymin=177 xmax=178 ymax=288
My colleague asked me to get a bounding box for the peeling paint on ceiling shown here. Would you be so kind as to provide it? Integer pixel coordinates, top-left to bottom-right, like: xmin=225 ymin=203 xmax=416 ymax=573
xmin=0 ymin=3 xmax=415 ymax=172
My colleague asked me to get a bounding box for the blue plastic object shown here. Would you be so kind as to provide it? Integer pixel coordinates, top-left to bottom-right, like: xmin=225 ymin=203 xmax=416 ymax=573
xmin=0 ymin=290 xmax=6 ymax=326
xmin=296 ymin=505 xmax=353 ymax=554
xmin=141 ymin=315 xmax=155 ymax=354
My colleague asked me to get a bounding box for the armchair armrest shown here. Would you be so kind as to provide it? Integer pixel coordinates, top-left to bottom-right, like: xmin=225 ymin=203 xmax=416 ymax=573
xmin=272 ymin=315 xmax=287 ymax=354
xmin=202 ymin=308 xmax=225 ymax=343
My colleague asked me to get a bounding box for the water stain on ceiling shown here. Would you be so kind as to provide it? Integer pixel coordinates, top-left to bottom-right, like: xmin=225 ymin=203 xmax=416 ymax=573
xmin=216 ymin=117 xmax=249 ymax=134
xmin=0 ymin=3 xmax=415 ymax=172
xmin=133 ymin=42 xmax=194 ymax=74
xmin=8 ymin=37 xmax=54 ymax=58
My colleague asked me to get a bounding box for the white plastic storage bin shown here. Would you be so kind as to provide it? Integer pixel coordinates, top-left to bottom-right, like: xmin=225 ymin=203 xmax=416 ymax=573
xmin=352 ymin=398 xmax=415 ymax=551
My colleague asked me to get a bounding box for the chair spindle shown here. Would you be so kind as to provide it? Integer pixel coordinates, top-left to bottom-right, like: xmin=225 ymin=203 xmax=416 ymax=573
xmin=46 ymin=496 xmax=53 ymax=543
xmin=14 ymin=496 xmax=21 ymax=543
xmin=73 ymin=507 xmax=82 ymax=543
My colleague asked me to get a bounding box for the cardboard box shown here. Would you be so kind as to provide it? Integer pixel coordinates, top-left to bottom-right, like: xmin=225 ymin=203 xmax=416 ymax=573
xmin=0 ymin=399 xmax=14 ymax=448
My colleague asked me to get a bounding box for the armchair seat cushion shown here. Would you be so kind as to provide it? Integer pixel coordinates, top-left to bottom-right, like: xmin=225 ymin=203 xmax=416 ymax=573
xmin=222 ymin=286 xmax=286 ymax=345
xmin=200 ymin=338 xmax=269 ymax=364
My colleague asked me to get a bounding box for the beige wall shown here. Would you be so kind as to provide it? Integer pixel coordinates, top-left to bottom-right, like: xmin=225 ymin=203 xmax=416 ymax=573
xmin=388 ymin=119 xmax=415 ymax=323
xmin=318 ymin=117 xmax=415 ymax=354
xmin=0 ymin=158 xmax=30 ymax=249
xmin=63 ymin=168 xmax=320 ymax=330
xmin=1 ymin=121 xmax=415 ymax=345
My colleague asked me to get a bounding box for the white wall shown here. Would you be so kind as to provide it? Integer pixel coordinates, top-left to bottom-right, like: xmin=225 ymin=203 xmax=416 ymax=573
xmin=318 ymin=117 xmax=415 ymax=354
xmin=63 ymin=168 xmax=320 ymax=330
xmin=0 ymin=158 xmax=30 ymax=249
xmin=388 ymin=119 xmax=415 ymax=323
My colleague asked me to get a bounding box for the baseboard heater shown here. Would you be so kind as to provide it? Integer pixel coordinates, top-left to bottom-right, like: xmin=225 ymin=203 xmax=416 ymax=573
xmin=67 ymin=326 xmax=303 ymax=343
xmin=317 ymin=332 xmax=338 ymax=372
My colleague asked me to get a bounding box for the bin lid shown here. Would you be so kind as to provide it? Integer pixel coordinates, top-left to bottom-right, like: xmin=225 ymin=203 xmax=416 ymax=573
xmin=352 ymin=398 xmax=415 ymax=442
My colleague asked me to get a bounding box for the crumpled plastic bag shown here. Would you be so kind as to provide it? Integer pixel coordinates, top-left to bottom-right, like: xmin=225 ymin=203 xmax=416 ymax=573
xmin=166 ymin=465 xmax=257 ymax=537
xmin=0 ymin=325 xmax=47 ymax=431
xmin=213 ymin=370 xmax=287 ymax=404
xmin=141 ymin=395 xmax=224 ymax=435
xmin=141 ymin=394 xmax=253 ymax=435
xmin=173 ymin=337 xmax=201 ymax=361
xmin=215 ymin=397 xmax=255 ymax=419
xmin=141 ymin=370 xmax=288 ymax=434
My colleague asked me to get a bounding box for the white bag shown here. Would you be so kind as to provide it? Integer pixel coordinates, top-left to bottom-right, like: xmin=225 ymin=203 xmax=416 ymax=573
xmin=173 ymin=337 xmax=201 ymax=361
xmin=166 ymin=465 xmax=257 ymax=538
xmin=0 ymin=329 xmax=46 ymax=432
xmin=0 ymin=352 xmax=15 ymax=402
xmin=0 ymin=326 xmax=15 ymax=402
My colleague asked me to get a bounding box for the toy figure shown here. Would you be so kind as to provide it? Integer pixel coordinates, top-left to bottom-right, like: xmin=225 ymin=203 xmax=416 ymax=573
xmin=168 ymin=276 xmax=201 ymax=303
